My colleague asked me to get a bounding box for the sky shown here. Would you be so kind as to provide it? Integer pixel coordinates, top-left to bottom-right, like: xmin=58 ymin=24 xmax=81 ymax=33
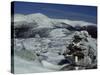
xmin=11 ymin=1 xmax=97 ymax=23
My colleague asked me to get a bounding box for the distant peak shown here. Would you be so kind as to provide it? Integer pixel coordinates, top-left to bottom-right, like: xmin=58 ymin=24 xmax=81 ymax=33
xmin=27 ymin=13 xmax=47 ymax=17
xmin=34 ymin=13 xmax=43 ymax=15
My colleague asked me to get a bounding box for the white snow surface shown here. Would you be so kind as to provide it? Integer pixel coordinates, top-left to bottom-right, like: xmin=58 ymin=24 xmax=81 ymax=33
xmin=13 ymin=13 xmax=96 ymax=28
xmin=14 ymin=56 xmax=55 ymax=74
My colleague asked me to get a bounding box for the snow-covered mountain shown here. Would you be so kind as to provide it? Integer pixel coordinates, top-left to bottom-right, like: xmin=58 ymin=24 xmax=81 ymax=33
xmin=12 ymin=13 xmax=97 ymax=73
xmin=12 ymin=13 xmax=97 ymax=38
xmin=14 ymin=13 xmax=53 ymax=28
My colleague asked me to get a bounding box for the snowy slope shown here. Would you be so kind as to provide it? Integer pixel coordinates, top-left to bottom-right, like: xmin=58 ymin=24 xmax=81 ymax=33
xmin=13 ymin=13 xmax=97 ymax=38
xmin=13 ymin=13 xmax=96 ymax=28
xmin=14 ymin=13 xmax=53 ymax=28
xmin=14 ymin=56 xmax=54 ymax=74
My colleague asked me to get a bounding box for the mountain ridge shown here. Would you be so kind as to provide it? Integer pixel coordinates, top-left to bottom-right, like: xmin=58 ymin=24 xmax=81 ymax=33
xmin=12 ymin=13 xmax=97 ymax=38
